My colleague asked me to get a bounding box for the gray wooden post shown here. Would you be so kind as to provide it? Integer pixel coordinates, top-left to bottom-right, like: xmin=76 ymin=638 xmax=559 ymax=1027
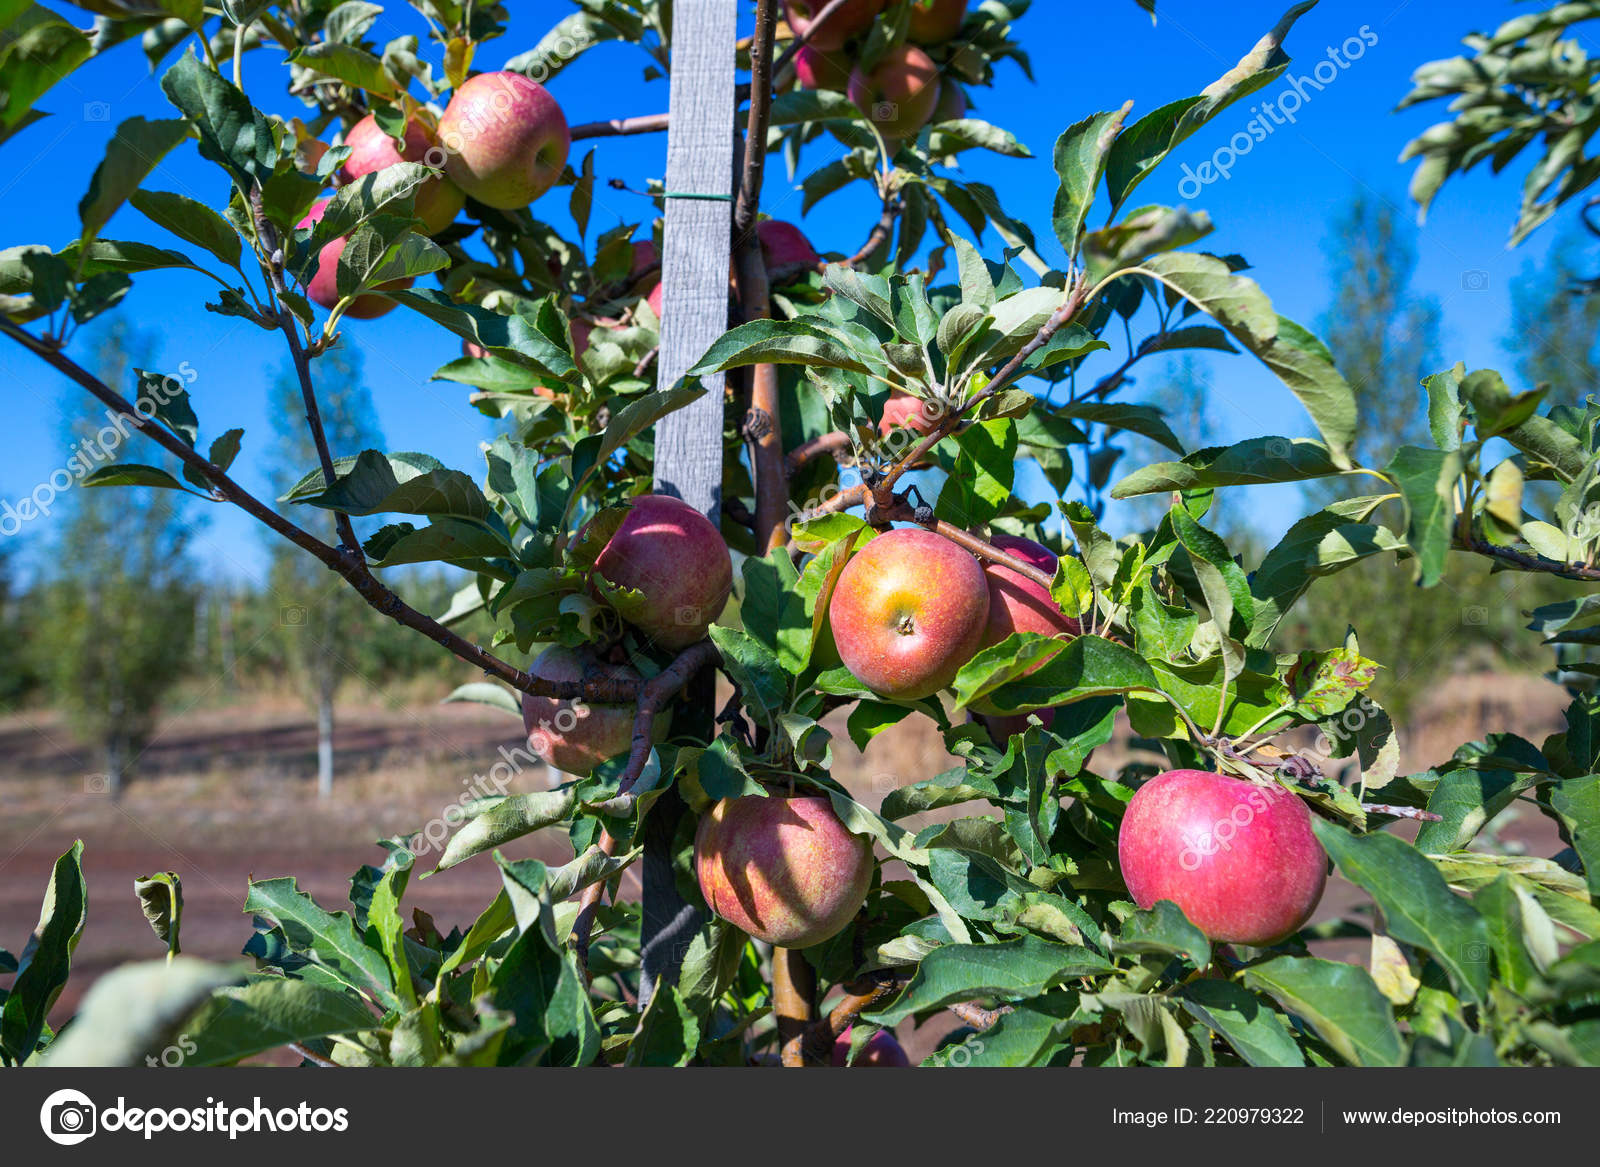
xmin=637 ymin=0 xmax=735 ymax=1008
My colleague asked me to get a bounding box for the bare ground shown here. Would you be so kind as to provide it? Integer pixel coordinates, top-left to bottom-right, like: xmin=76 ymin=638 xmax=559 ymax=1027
xmin=0 ymin=670 xmax=1575 ymax=1061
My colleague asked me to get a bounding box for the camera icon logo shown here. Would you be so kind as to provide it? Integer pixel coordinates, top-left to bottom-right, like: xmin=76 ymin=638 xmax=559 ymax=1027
xmin=280 ymin=604 xmax=308 ymax=626
xmin=1461 ymin=270 xmax=1490 ymax=291
xmin=40 ymin=1088 xmax=97 ymax=1146
xmin=872 ymin=101 xmax=898 ymax=123
xmin=1461 ymin=606 xmax=1488 ymax=627
xmin=84 ymin=773 xmax=110 ymax=795
xmin=674 ymin=605 xmax=700 ymax=626
xmin=83 ymin=101 xmax=110 ymax=122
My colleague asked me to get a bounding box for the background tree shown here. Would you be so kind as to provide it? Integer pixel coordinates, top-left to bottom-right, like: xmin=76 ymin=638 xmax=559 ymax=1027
xmin=30 ymin=322 xmax=198 ymax=794
xmin=1507 ymin=225 xmax=1600 ymax=406
xmin=263 ymin=345 xmax=385 ymax=798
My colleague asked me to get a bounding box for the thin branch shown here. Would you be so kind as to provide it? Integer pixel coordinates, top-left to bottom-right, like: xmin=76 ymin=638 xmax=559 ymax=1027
xmin=1362 ymin=803 xmax=1444 ymax=822
xmin=0 ymin=320 xmax=652 ymax=706
xmin=735 ymin=0 xmax=779 ymax=237
xmin=570 ymin=111 xmax=672 ymax=140
xmin=250 ymin=187 xmax=364 ymax=562
xmin=870 ymin=498 xmax=1057 ymax=593
xmin=876 ymin=273 xmax=1092 ymax=500
xmin=785 ymin=430 xmax=853 ymax=475
xmin=1459 ymin=534 xmax=1600 ymax=582
xmin=847 ymin=194 xmax=900 ymax=268
xmin=570 ymin=639 xmax=720 ymax=978
xmin=783 ymin=972 xmax=908 ymax=1066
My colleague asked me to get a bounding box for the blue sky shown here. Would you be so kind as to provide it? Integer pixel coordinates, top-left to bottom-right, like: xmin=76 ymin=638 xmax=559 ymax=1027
xmin=0 ymin=0 xmax=1586 ymax=584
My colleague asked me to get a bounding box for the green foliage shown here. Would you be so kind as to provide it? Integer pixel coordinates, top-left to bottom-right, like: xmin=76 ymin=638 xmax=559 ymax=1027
xmin=7 ymin=0 xmax=1600 ymax=1072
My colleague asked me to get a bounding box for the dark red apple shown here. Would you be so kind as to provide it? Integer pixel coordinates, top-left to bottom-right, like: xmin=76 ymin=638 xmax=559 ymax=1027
xmin=695 ymin=793 xmax=873 ymax=947
xmin=833 ymin=1025 xmax=912 ymax=1066
xmin=520 ymin=645 xmax=646 ymax=776
xmin=438 ymin=71 xmax=570 ymax=209
xmin=877 ymin=389 xmax=942 ymax=438
xmin=758 ymin=219 xmax=820 ymax=281
xmin=908 ymin=0 xmax=967 ymax=43
xmin=297 ymin=200 xmax=412 ymax=319
xmin=828 ymin=527 xmax=989 ymax=700
xmin=593 ymin=494 xmax=733 ymax=650
xmin=784 ymin=0 xmax=885 ymax=50
xmin=340 ymin=113 xmax=465 ymax=235
xmin=847 ymin=44 xmax=941 ymax=140
xmin=1117 ymin=769 xmax=1328 ymax=946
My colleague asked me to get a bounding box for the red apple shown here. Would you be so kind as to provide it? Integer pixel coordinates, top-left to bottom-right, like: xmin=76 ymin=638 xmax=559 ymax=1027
xmin=848 ymin=44 xmax=941 ymax=140
xmin=1117 ymin=769 xmax=1328 ymax=946
xmin=695 ymin=793 xmax=874 ymax=947
xmin=794 ymin=43 xmax=852 ymax=91
xmin=877 ymin=389 xmax=942 ymax=438
xmin=438 ymin=71 xmax=570 ymax=209
xmin=629 ymin=239 xmax=659 ymax=280
xmin=833 ymin=1025 xmax=912 ymax=1066
xmin=979 ymin=534 xmax=1080 ymax=648
xmin=784 ymin=0 xmax=885 ymax=50
xmin=296 ymin=200 xmax=412 ymax=319
xmin=520 ymin=645 xmax=648 ymax=775
xmin=593 ymin=494 xmax=732 ymax=650
xmin=933 ymin=79 xmax=968 ymax=123
xmin=828 ymin=527 xmax=989 ymax=700
xmin=645 ymin=281 xmax=664 ymax=321
xmin=340 ymin=113 xmax=466 ymax=236
xmin=908 ymin=0 xmax=967 ymax=43
xmin=758 ymin=219 xmax=820 ymax=281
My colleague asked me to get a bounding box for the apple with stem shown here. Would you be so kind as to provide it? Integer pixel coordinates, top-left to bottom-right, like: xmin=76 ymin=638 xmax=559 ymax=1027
xmin=593 ymin=494 xmax=732 ymax=650
xmin=908 ymin=0 xmax=968 ymax=43
xmin=438 ymin=71 xmax=570 ymax=209
xmin=828 ymin=528 xmax=989 ymax=700
xmin=520 ymin=645 xmax=652 ymax=776
xmin=695 ymin=793 xmax=874 ymax=947
xmin=340 ymin=113 xmax=465 ymax=236
xmin=833 ymin=1026 xmax=911 ymax=1066
xmin=1117 ymin=769 xmax=1328 ymax=946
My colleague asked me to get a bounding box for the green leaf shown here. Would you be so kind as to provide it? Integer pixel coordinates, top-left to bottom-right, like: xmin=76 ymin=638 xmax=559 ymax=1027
xmin=1052 ymin=401 xmax=1184 ymax=454
xmin=159 ymin=49 xmax=275 ymax=194
xmin=868 ymin=935 xmax=1115 ymax=1026
xmin=364 ymin=518 xmax=510 ymax=567
xmin=1113 ymin=437 xmax=1342 ymax=497
xmin=388 ymin=289 xmax=578 ymax=382
xmin=1178 ymin=979 xmax=1305 ymax=1067
xmin=1414 ymin=768 xmax=1540 ymax=853
xmin=952 ymin=633 xmax=1158 ymax=717
xmin=365 ymin=864 xmax=415 ymax=1009
xmin=39 ymin=958 xmax=245 ymax=1067
xmin=1129 ymin=255 xmax=1355 ymax=463
xmin=1171 ymin=504 xmax=1254 ymax=639
xmin=1247 ymin=494 xmax=1391 ymax=645
xmin=1460 ymin=369 xmax=1545 ymax=438
xmin=289 ymin=41 xmax=395 ymax=97
xmin=1103 ymin=3 xmax=1316 ymax=212
xmin=432 ymin=788 xmax=580 ymax=873
xmin=442 ymin=681 xmax=522 ymax=718
xmin=1052 ymin=107 xmax=1131 ymax=257
xmin=935 ymin=417 xmax=1017 ymax=526
xmin=1386 ymin=445 xmax=1461 ymax=587
xmin=1425 ymin=364 xmax=1465 ymax=450
xmin=78 ymin=117 xmax=191 ymax=247
xmin=1312 ymin=822 xmax=1491 ymax=1004
xmin=708 ymin=625 xmax=787 ymax=729
xmin=688 ymin=318 xmax=874 ymax=376
xmin=485 ymin=922 xmax=600 ymax=1066
xmin=1244 ymin=955 xmax=1405 ymax=1066
xmin=242 ymin=877 xmax=400 ymax=1012
xmin=591 ymin=383 xmax=706 ymax=473
xmin=0 ymin=6 xmax=91 ymax=135
xmin=290 ymin=449 xmax=490 ymax=521
xmin=82 ymin=463 xmax=191 ymax=492
xmin=1548 ymin=775 xmax=1600 ymax=895
xmin=134 ymin=871 xmax=183 ymax=957
xmin=0 ymin=840 xmax=86 ymax=1063
xmin=182 ymin=977 xmax=378 ymax=1066
xmin=1114 ymin=899 xmax=1211 ymax=969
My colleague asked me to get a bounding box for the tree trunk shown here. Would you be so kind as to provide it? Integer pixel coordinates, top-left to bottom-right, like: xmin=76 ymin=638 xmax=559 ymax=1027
xmin=316 ymin=673 xmax=334 ymax=799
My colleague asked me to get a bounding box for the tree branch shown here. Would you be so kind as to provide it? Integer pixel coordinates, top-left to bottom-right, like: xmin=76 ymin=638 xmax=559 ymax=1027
xmin=948 ymin=1000 xmax=1012 ymax=1030
xmin=783 ymin=972 xmax=907 ymax=1066
xmin=785 ymin=430 xmax=854 ymax=475
xmin=1459 ymin=534 xmax=1600 ymax=582
xmin=570 ymin=639 xmax=720 ymax=978
xmin=847 ymin=193 xmax=900 ymax=268
xmin=0 ymin=319 xmax=654 ymax=706
xmin=876 ymin=272 xmax=1091 ymax=500
xmin=251 ymin=186 xmax=365 ymax=563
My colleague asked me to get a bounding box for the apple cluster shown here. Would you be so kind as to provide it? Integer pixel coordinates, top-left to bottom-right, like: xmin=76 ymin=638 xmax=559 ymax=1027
xmin=788 ymin=0 xmax=973 ymax=142
xmin=297 ymin=71 xmax=572 ymax=319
